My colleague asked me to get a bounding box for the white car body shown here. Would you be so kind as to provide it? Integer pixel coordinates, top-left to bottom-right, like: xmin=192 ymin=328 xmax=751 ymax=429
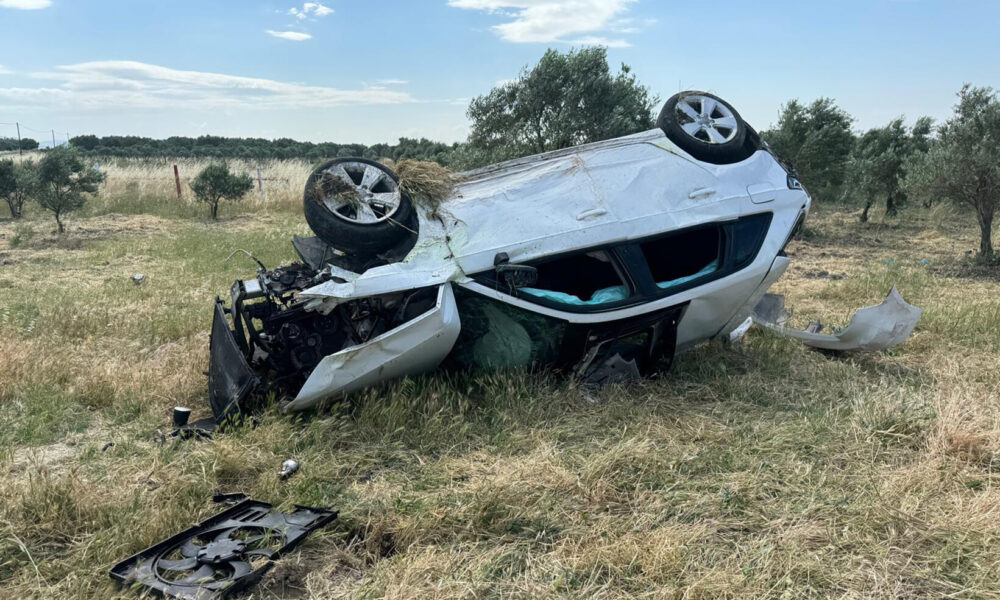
xmin=280 ymin=128 xmax=810 ymax=410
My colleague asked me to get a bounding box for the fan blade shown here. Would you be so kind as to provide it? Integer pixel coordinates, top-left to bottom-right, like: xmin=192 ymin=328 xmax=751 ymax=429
xmin=156 ymin=557 xmax=198 ymax=571
xmin=180 ymin=540 xmax=201 ymax=558
xmin=180 ymin=564 xmax=217 ymax=584
xmin=228 ymin=560 xmax=256 ymax=579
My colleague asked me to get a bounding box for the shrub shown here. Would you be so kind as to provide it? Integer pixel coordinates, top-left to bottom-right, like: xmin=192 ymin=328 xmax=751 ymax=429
xmin=35 ymin=148 xmax=104 ymax=233
xmin=0 ymin=159 xmax=37 ymax=219
xmin=189 ymin=163 xmax=254 ymax=220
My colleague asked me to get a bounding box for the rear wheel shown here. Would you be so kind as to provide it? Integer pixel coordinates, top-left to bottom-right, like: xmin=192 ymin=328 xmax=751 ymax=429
xmin=657 ymin=91 xmax=754 ymax=164
xmin=303 ymin=158 xmax=415 ymax=256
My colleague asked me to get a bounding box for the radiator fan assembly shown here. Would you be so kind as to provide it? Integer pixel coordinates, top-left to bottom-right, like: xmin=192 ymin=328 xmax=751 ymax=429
xmin=110 ymin=499 xmax=336 ymax=599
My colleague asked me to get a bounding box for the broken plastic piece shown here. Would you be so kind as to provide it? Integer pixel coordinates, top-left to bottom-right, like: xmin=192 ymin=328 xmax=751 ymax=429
xmin=279 ymin=459 xmax=299 ymax=480
xmin=728 ymin=316 xmax=753 ymax=342
xmin=752 ymin=286 xmax=921 ymax=352
xmin=110 ymin=498 xmax=335 ymax=600
xmin=170 ymin=417 xmax=216 ymax=441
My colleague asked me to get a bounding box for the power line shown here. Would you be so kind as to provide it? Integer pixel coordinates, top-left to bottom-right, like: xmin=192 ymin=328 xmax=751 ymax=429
xmin=1 ymin=121 xmax=72 ymax=149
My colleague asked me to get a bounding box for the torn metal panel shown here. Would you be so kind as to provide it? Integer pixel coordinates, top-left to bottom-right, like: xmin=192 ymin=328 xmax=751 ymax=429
xmin=752 ymin=286 xmax=922 ymax=352
xmin=286 ymin=283 xmax=461 ymax=411
xmin=710 ymin=255 xmax=791 ymax=346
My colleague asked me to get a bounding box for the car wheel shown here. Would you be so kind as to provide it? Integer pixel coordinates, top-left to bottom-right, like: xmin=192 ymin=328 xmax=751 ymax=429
xmin=657 ymin=91 xmax=754 ymax=164
xmin=303 ymin=158 xmax=416 ymax=256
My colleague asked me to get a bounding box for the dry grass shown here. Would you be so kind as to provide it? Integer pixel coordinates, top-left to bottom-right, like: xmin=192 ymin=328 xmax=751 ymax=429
xmin=1 ymin=196 xmax=999 ymax=599
xmin=5 ymin=153 xmax=311 ymax=221
xmin=393 ymin=159 xmax=456 ymax=213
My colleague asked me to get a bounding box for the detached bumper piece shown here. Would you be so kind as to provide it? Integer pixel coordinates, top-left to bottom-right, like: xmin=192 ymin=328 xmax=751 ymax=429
xmin=110 ymin=499 xmax=336 ymax=600
xmin=752 ymin=286 xmax=922 ymax=352
xmin=208 ymin=299 xmax=259 ymax=423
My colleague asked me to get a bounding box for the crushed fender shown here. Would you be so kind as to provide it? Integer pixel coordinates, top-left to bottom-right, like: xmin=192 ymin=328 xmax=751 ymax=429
xmin=752 ymin=286 xmax=922 ymax=352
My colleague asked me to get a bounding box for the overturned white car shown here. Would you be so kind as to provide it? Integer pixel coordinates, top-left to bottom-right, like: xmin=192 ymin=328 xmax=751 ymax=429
xmin=208 ymin=91 xmax=915 ymax=420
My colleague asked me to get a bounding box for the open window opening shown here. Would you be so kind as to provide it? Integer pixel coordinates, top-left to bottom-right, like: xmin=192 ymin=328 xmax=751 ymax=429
xmin=519 ymin=250 xmax=629 ymax=307
xmin=641 ymin=226 xmax=722 ymax=292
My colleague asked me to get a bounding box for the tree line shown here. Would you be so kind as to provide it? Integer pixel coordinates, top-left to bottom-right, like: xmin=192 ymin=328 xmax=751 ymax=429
xmin=51 ymin=134 xmax=472 ymax=167
xmin=0 ymin=137 xmax=40 ymax=152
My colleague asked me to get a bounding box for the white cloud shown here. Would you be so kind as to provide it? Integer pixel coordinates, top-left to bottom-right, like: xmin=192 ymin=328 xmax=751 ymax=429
xmin=448 ymin=0 xmax=636 ymax=46
xmin=0 ymin=65 xmax=12 ymax=74
xmin=374 ymin=79 xmax=408 ymax=86
xmin=0 ymin=0 xmax=51 ymax=9
xmin=304 ymin=2 xmax=333 ymax=16
xmin=267 ymin=30 xmax=312 ymax=41
xmin=0 ymin=60 xmax=413 ymax=110
xmin=289 ymin=2 xmax=333 ymax=20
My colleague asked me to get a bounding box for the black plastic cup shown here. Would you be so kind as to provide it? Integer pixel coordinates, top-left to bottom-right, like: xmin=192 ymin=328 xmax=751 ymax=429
xmin=172 ymin=406 xmax=192 ymax=428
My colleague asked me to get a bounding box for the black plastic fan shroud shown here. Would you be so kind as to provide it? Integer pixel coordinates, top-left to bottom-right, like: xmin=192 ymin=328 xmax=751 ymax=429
xmin=110 ymin=499 xmax=336 ymax=600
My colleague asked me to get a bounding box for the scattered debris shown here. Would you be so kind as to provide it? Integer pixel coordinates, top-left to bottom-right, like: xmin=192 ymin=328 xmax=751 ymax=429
xmin=728 ymin=316 xmax=753 ymax=342
xmin=171 ymin=417 xmax=216 ymax=441
xmin=802 ymin=269 xmax=844 ymax=280
xmin=212 ymin=491 xmax=249 ymax=504
xmin=394 ymin=158 xmax=455 ymax=213
xmin=173 ymin=406 xmax=192 ymax=428
xmin=278 ymin=459 xmax=300 ymax=480
xmin=309 ymin=169 xmax=361 ymax=208
xmin=131 ymin=273 xmax=146 ymax=285
xmin=752 ymin=286 xmax=922 ymax=352
xmin=110 ymin=498 xmax=336 ymax=600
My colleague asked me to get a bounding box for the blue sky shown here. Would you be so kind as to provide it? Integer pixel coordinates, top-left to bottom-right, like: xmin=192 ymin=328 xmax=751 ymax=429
xmin=0 ymin=0 xmax=997 ymax=145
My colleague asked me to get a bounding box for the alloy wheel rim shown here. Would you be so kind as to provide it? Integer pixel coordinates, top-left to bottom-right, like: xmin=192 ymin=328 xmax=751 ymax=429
xmin=675 ymin=95 xmax=739 ymax=144
xmin=318 ymin=161 xmax=402 ymax=224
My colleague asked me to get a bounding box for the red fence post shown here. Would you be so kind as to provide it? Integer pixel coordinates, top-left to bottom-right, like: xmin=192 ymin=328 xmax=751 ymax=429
xmin=173 ymin=164 xmax=182 ymax=199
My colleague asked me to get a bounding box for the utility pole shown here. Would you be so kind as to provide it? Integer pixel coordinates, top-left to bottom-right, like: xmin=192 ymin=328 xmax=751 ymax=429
xmin=15 ymin=122 xmax=22 ymax=156
xmin=51 ymin=129 xmax=56 ymax=148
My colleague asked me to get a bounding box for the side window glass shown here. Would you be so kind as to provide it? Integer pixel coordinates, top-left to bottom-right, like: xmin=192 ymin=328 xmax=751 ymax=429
xmin=730 ymin=212 xmax=772 ymax=267
xmin=519 ymin=251 xmax=629 ymax=306
xmin=640 ymin=226 xmax=722 ymax=292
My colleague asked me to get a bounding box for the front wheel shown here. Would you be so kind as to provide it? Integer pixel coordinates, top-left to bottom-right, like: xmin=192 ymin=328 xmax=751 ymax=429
xmin=303 ymin=158 xmax=416 ymax=256
xmin=656 ymin=91 xmax=754 ymax=164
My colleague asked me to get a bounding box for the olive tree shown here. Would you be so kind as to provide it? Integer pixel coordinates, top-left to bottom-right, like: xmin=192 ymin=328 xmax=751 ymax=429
xmin=35 ymin=148 xmax=104 ymax=233
xmin=467 ymin=47 xmax=657 ymax=165
xmin=849 ymin=117 xmax=932 ymax=222
xmin=0 ymin=159 xmax=38 ymax=219
xmin=190 ymin=163 xmax=254 ymax=220
xmin=904 ymin=85 xmax=1000 ymax=260
xmin=762 ymin=98 xmax=855 ymax=202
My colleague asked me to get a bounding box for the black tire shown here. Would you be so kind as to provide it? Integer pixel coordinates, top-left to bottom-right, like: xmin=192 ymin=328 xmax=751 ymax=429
xmin=303 ymin=158 xmax=415 ymax=256
xmin=657 ymin=91 xmax=754 ymax=164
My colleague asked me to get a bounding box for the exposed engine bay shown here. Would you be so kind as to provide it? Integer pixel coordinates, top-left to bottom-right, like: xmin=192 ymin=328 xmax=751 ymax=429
xmin=210 ymin=255 xmax=439 ymax=421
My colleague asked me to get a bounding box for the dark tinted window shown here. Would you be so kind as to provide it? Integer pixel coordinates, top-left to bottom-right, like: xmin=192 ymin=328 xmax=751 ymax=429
xmin=640 ymin=226 xmax=722 ymax=289
xmin=520 ymin=251 xmax=629 ymax=306
xmin=730 ymin=213 xmax=772 ymax=267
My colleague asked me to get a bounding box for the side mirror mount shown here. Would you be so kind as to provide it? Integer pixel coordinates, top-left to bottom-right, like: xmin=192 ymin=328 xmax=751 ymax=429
xmin=493 ymin=253 xmax=537 ymax=289
xmin=496 ymin=263 xmax=538 ymax=289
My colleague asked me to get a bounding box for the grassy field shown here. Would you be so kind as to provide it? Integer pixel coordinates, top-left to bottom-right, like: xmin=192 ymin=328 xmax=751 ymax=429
xmin=1 ymin=191 xmax=999 ymax=598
